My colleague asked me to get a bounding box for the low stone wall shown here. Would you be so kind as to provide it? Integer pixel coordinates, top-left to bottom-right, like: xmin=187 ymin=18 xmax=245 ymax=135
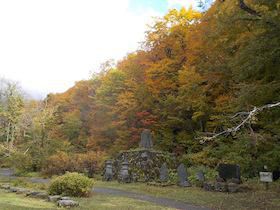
xmin=113 ymin=149 xmax=176 ymax=182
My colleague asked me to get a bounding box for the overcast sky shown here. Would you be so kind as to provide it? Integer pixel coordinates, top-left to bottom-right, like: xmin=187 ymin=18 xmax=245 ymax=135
xmin=0 ymin=0 xmax=198 ymax=98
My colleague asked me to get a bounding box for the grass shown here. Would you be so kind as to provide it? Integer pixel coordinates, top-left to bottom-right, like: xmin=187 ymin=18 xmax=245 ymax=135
xmin=0 ymin=189 xmax=173 ymax=210
xmin=0 ymin=189 xmax=56 ymax=210
xmin=1 ymin=175 xmax=280 ymax=210
xmin=76 ymin=194 xmax=173 ymax=210
xmin=94 ymin=180 xmax=280 ymax=210
xmin=0 ymin=177 xmax=173 ymax=210
xmin=20 ymin=171 xmax=42 ymax=178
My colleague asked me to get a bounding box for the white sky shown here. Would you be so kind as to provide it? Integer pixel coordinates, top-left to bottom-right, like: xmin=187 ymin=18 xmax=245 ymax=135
xmin=167 ymin=0 xmax=197 ymax=8
xmin=0 ymin=0 xmax=196 ymax=98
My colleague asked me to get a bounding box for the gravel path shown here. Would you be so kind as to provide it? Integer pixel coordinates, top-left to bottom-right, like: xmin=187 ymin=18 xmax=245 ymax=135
xmin=0 ymin=168 xmax=15 ymax=177
xmin=0 ymin=168 xmax=50 ymax=183
xmin=0 ymin=168 xmax=211 ymax=210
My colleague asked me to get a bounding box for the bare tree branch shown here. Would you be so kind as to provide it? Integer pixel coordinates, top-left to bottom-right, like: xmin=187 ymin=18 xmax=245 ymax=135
xmin=23 ymin=147 xmax=30 ymax=155
xmin=199 ymin=101 xmax=280 ymax=143
xmin=0 ymin=144 xmax=10 ymax=152
xmin=0 ymin=144 xmax=14 ymax=157
xmin=239 ymin=0 xmax=261 ymax=17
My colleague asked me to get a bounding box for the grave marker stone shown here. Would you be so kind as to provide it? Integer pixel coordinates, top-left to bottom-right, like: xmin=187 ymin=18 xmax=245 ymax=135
xmin=139 ymin=129 xmax=153 ymax=149
xmin=218 ymin=164 xmax=241 ymax=181
xmin=196 ymin=171 xmax=205 ymax=182
xmin=260 ymin=171 xmax=273 ymax=190
xmin=260 ymin=172 xmax=273 ymax=183
xmin=160 ymin=163 xmax=168 ymax=182
xmin=177 ymin=163 xmax=191 ymax=187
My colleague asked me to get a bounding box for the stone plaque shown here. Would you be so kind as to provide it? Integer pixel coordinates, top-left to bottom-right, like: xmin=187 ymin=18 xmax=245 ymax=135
xmin=260 ymin=172 xmax=273 ymax=183
xmin=218 ymin=164 xmax=240 ymax=181
xmin=177 ymin=163 xmax=191 ymax=187
xmin=159 ymin=163 xmax=168 ymax=182
xmin=139 ymin=129 xmax=153 ymax=149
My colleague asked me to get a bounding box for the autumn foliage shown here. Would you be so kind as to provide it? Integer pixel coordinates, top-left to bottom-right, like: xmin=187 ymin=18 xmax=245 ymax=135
xmin=44 ymin=1 xmax=280 ymax=176
xmin=1 ymin=1 xmax=279 ymax=177
xmin=43 ymin=151 xmax=106 ymax=177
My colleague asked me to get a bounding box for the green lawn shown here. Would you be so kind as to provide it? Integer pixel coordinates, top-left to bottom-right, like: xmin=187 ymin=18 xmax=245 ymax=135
xmin=1 ymin=176 xmax=280 ymax=210
xmin=0 ymin=190 xmax=56 ymax=210
xmin=94 ymin=180 xmax=280 ymax=210
xmin=0 ymin=190 xmax=173 ymax=210
xmin=76 ymin=194 xmax=173 ymax=210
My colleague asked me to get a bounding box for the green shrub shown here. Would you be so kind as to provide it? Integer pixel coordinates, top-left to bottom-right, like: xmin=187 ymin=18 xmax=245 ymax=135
xmin=8 ymin=152 xmax=33 ymax=175
xmin=11 ymin=178 xmax=48 ymax=190
xmin=48 ymin=172 xmax=94 ymax=197
xmin=188 ymin=165 xmax=218 ymax=185
xmin=168 ymin=170 xmax=178 ymax=184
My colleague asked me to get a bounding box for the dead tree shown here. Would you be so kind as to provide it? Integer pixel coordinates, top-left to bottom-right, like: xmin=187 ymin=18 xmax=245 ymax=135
xmin=199 ymin=101 xmax=280 ymax=143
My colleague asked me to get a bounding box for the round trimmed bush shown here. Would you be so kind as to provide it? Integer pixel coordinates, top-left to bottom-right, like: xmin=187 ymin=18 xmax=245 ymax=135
xmin=48 ymin=172 xmax=93 ymax=197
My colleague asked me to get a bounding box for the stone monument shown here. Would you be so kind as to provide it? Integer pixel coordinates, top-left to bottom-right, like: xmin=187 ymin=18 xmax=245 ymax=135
xmin=139 ymin=129 xmax=153 ymax=149
xmin=104 ymin=129 xmax=176 ymax=183
xmin=196 ymin=171 xmax=205 ymax=182
xmin=217 ymin=163 xmax=241 ymax=182
xmin=160 ymin=163 xmax=169 ymax=182
xmin=118 ymin=160 xmax=131 ymax=183
xmin=177 ymin=163 xmax=191 ymax=187
xmin=103 ymin=160 xmax=113 ymax=181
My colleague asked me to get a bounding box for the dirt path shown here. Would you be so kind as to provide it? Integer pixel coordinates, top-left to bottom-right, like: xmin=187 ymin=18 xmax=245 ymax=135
xmin=0 ymin=168 xmax=211 ymax=210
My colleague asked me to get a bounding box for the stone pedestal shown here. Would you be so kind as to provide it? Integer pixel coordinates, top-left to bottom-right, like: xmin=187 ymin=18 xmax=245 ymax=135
xmin=114 ymin=149 xmax=176 ymax=182
xmin=118 ymin=161 xmax=131 ymax=183
xmin=103 ymin=160 xmax=113 ymax=181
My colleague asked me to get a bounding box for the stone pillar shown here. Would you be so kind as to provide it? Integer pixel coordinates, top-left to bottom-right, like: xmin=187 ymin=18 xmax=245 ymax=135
xmin=118 ymin=161 xmax=131 ymax=183
xmin=103 ymin=160 xmax=113 ymax=181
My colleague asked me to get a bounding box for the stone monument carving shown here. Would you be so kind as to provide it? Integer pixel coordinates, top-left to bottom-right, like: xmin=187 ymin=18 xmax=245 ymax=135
xmin=103 ymin=160 xmax=113 ymax=181
xmin=118 ymin=160 xmax=131 ymax=183
xmin=103 ymin=129 xmax=177 ymax=183
xmin=177 ymin=163 xmax=191 ymax=187
xmin=139 ymin=129 xmax=153 ymax=149
xmin=217 ymin=164 xmax=241 ymax=182
xmin=160 ymin=163 xmax=169 ymax=182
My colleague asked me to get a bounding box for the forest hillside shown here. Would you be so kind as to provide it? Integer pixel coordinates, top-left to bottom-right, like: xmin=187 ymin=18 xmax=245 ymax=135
xmin=0 ymin=0 xmax=279 ymax=177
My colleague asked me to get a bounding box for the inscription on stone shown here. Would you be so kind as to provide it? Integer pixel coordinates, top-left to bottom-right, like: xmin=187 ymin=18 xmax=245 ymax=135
xmin=260 ymin=172 xmax=273 ymax=183
xmin=139 ymin=129 xmax=153 ymax=149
